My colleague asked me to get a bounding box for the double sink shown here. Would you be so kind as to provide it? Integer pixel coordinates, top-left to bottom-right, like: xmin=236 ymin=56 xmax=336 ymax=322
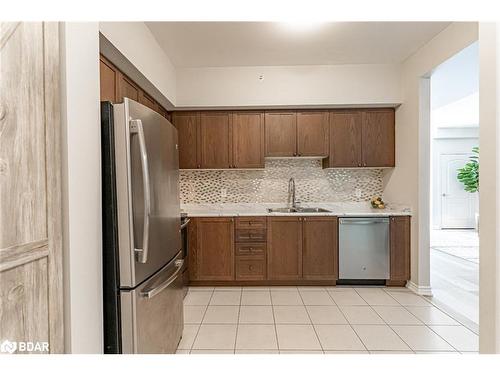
xmin=267 ymin=207 xmax=331 ymax=213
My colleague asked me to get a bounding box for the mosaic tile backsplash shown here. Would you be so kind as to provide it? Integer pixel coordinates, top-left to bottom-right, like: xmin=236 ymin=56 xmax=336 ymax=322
xmin=180 ymin=159 xmax=383 ymax=204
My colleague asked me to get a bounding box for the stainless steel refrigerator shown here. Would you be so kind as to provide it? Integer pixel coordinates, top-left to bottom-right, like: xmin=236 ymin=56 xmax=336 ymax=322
xmin=101 ymin=98 xmax=183 ymax=354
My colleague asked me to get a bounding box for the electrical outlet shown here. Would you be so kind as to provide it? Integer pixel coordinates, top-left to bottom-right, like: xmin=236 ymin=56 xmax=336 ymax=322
xmin=355 ymin=188 xmax=362 ymax=199
xmin=221 ymin=188 xmax=227 ymax=199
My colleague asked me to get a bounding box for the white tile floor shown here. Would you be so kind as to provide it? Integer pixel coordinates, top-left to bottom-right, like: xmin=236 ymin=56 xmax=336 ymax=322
xmin=177 ymin=286 xmax=479 ymax=354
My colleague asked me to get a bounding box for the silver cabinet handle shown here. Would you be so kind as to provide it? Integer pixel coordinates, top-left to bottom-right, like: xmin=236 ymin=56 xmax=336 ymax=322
xmin=130 ymin=119 xmax=151 ymax=264
xmin=140 ymin=260 xmax=184 ymax=299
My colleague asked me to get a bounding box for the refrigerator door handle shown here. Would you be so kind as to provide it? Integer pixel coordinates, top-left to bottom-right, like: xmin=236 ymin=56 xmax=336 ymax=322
xmin=130 ymin=119 xmax=151 ymax=264
xmin=140 ymin=259 xmax=184 ymax=299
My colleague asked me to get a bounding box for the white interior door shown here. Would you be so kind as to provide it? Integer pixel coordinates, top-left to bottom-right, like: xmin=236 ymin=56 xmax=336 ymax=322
xmin=440 ymin=153 xmax=477 ymax=228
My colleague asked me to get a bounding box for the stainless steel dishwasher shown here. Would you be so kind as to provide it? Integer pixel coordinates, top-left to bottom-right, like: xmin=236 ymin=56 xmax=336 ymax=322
xmin=338 ymin=217 xmax=390 ymax=281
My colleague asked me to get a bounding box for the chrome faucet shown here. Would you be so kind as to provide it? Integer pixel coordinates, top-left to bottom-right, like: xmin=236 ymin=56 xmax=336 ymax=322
xmin=288 ymin=178 xmax=297 ymax=209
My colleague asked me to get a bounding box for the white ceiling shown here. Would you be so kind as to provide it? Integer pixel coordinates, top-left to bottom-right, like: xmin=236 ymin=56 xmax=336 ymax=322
xmin=146 ymin=22 xmax=451 ymax=68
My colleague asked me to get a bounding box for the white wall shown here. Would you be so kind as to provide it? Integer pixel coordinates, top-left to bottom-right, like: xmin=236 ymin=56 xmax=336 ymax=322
xmin=60 ymin=22 xmax=103 ymax=353
xmin=99 ymin=22 xmax=177 ymax=105
xmin=478 ymin=22 xmax=500 ymax=354
xmin=176 ymin=64 xmax=401 ymax=108
xmin=383 ymin=22 xmax=478 ymax=293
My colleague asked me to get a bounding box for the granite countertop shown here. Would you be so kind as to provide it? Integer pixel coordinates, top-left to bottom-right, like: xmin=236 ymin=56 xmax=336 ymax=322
xmin=180 ymin=202 xmax=412 ymax=217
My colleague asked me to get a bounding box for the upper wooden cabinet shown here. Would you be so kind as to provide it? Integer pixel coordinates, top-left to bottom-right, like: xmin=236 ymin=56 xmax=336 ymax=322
xmin=232 ymin=112 xmax=265 ymax=168
xmin=172 ymin=112 xmax=199 ymax=169
xmin=302 ymin=217 xmax=338 ymax=280
xmin=362 ymin=109 xmax=395 ymax=167
xmin=389 ymin=216 xmax=411 ymax=284
xmin=194 ymin=217 xmax=235 ymax=281
xmin=116 ymin=72 xmax=140 ymax=102
xmin=296 ymin=111 xmax=329 ymax=156
xmin=139 ymin=90 xmax=157 ymax=111
xmin=325 ymin=109 xmax=395 ymax=168
xmin=99 ymin=56 xmax=118 ymax=103
xmin=326 ymin=111 xmax=362 ymax=167
xmin=264 ymin=112 xmax=297 ymax=157
xmin=267 ymin=217 xmax=303 ymax=280
xmin=199 ymin=112 xmax=232 ymax=169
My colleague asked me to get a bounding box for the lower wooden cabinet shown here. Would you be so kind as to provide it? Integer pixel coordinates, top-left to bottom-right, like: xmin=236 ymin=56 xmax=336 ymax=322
xmin=267 ymin=217 xmax=303 ymax=280
xmin=235 ymin=256 xmax=266 ymax=281
xmin=302 ymin=217 xmax=338 ymax=280
xmin=388 ymin=216 xmax=411 ymax=284
xmin=193 ymin=217 xmax=234 ymax=281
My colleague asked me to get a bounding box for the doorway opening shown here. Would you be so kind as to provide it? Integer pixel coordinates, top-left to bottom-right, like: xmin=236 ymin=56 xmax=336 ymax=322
xmin=429 ymin=42 xmax=479 ymax=328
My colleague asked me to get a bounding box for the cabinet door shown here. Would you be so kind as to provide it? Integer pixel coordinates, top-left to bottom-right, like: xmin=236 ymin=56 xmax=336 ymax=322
xmin=361 ymin=109 xmax=395 ymax=167
xmin=99 ymin=56 xmax=117 ymax=102
xmin=172 ymin=112 xmax=199 ymax=169
xmin=139 ymin=90 xmax=157 ymax=111
xmin=157 ymin=105 xmax=169 ymax=119
xmin=232 ymin=112 xmax=264 ymax=168
xmin=264 ymin=112 xmax=297 ymax=157
xmin=199 ymin=112 xmax=232 ymax=168
xmin=117 ymin=72 xmax=139 ymax=102
xmin=302 ymin=217 xmax=338 ymax=280
xmin=327 ymin=111 xmax=362 ymax=167
xmin=267 ymin=217 xmax=302 ymax=280
xmin=297 ymin=111 xmax=329 ymax=156
xmin=389 ymin=216 xmax=410 ymax=282
xmin=196 ymin=218 xmax=234 ymax=281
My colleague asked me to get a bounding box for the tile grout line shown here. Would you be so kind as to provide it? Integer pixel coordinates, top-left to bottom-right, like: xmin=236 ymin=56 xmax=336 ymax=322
xmin=297 ymin=288 xmax=325 ymax=353
xmin=187 ymin=288 xmax=214 ymax=353
xmin=335 ymin=288 xmax=370 ymax=353
xmin=232 ymin=290 xmax=242 ymax=354
xmin=270 ymin=289 xmax=281 ymax=353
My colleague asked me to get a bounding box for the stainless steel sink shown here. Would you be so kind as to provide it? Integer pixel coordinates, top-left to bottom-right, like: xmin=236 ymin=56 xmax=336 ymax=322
xmin=267 ymin=207 xmax=331 ymax=213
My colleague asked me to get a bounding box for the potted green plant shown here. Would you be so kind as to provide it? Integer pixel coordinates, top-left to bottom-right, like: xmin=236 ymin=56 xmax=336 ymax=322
xmin=457 ymin=146 xmax=479 ymax=229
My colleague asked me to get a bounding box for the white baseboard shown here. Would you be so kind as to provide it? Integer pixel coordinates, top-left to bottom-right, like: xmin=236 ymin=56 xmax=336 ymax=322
xmin=407 ymin=281 xmax=433 ymax=296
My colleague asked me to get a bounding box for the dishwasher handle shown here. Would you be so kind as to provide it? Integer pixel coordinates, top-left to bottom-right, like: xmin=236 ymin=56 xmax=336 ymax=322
xmin=339 ymin=218 xmax=389 ymax=225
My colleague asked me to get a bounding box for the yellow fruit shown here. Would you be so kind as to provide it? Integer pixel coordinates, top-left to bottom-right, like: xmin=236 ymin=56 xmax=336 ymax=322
xmin=379 ymin=204 xmax=385 ymax=209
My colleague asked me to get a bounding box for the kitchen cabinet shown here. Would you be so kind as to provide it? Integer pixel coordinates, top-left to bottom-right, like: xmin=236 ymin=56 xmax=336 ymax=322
xmin=325 ymin=109 xmax=395 ymax=168
xmin=199 ymin=112 xmax=232 ymax=169
xmin=232 ymin=112 xmax=265 ymax=168
xmin=362 ymin=109 xmax=395 ymax=167
xmin=194 ymin=217 xmax=234 ymax=281
xmin=139 ymin=90 xmax=157 ymax=111
xmin=296 ymin=111 xmax=329 ymax=156
xmin=99 ymin=56 xmax=118 ymax=102
xmin=117 ymin=72 xmax=140 ymax=102
xmin=302 ymin=217 xmax=338 ymax=280
xmin=267 ymin=217 xmax=303 ymax=280
xmin=388 ymin=216 xmax=411 ymax=284
xmin=172 ymin=112 xmax=200 ymax=169
xmin=264 ymin=112 xmax=297 ymax=157
xmin=235 ymin=217 xmax=267 ymax=281
xmin=325 ymin=111 xmax=362 ymax=167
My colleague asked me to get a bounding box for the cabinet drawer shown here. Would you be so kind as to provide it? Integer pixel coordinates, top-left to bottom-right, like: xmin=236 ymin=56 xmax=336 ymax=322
xmin=235 ymin=229 xmax=267 ymax=242
xmin=235 ymin=217 xmax=267 ymax=230
xmin=235 ymin=242 xmax=267 ymax=256
xmin=235 ymin=256 xmax=266 ymax=280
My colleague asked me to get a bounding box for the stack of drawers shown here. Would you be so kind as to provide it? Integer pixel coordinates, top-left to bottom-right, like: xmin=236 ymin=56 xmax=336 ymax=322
xmin=234 ymin=217 xmax=267 ymax=280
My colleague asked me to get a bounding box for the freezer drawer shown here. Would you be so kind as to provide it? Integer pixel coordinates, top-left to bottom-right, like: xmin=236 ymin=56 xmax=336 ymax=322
xmin=120 ymin=251 xmax=184 ymax=354
xmin=338 ymin=218 xmax=389 ymax=280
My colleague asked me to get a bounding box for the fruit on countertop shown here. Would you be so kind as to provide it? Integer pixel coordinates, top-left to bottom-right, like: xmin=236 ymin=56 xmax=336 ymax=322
xmin=370 ymin=196 xmax=385 ymax=209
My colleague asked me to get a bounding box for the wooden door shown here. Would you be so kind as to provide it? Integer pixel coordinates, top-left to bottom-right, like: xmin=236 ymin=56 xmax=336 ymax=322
xmin=0 ymin=22 xmax=63 ymax=353
xmin=361 ymin=109 xmax=395 ymax=167
xmin=117 ymin=72 xmax=139 ymax=102
xmin=172 ymin=112 xmax=199 ymax=169
xmin=99 ymin=55 xmax=117 ymax=102
xmin=138 ymin=90 xmax=157 ymax=111
xmin=199 ymin=112 xmax=232 ymax=168
xmin=296 ymin=111 xmax=329 ymax=156
xmin=327 ymin=111 xmax=362 ymax=167
xmin=302 ymin=217 xmax=338 ymax=280
xmin=389 ymin=216 xmax=411 ymax=283
xmin=196 ymin=218 xmax=234 ymax=281
xmin=264 ymin=112 xmax=297 ymax=157
xmin=232 ymin=112 xmax=264 ymax=168
xmin=267 ymin=217 xmax=302 ymax=280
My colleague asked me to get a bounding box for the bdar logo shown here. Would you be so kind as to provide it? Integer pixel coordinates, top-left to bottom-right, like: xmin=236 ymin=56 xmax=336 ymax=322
xmin=1 ymin=340 xmax=17 ymax=354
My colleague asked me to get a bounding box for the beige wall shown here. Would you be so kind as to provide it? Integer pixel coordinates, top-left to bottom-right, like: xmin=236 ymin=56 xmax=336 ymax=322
xmin=99 ymin=22 xmax=177 ymax=105
xmin=176 ymin=64 xmax=401 ymax=108
xmin=478 ymin=22 xmax=499 ymax=354
xmin=60 ymin=22 xmax=103 ymax=353
xmin=383 ymin=23 xmax=478 ymax=291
